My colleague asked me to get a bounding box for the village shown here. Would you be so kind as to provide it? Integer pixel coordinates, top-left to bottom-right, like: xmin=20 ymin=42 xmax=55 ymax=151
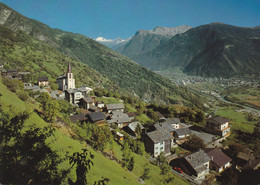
xmin=1 ymin=62 xmax=260 ymax=185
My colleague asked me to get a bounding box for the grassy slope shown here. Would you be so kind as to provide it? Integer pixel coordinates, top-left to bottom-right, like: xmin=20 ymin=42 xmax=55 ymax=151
xmin=0 ymin=80 xmax=140 ymax=184
xmin=0 ymin=79 xmax=189 ymax=185
xmin=0 ymin=25 xmax=116 ymax=89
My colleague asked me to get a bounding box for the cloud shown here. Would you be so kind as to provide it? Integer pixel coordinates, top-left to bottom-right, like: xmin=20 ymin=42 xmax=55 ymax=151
xmin=95 ymin=37 xmax=113 ymax=42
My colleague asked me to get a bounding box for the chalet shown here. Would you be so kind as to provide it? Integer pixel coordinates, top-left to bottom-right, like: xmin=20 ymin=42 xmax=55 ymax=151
xmin=70 ymin=114 xmax=88 ymax=123
xmin=155 ymin=111 xmax=165 ymax=121
xmin=116 ymin=132 xmax=124 ymax=141
xmin=1 ymin=69 xmax=19 ymax=79
xmin=204 ymin=148 xmax=232 ymax=173
xmin=38 ymin=76 xmax=49 ymax=87
xmin=236 ymin=148 xmax=256 ymax=171
xmin=127 ymin=112 xmax=136 ymax=119
xmin=65 ymin=89 xmax=84 ymax=104
xmin=96 ymin=101 xmax=105 ymax=110
xmin=87 ymin=111 xmax=106 ymax=125
xmin=79 ymin=97 xmax=95 ymax=110
xmin=182 ymin=150 xmax=211 ymax=180
xmin=205 ymin=116 xmax=231 ymax=137
xmin=107 ymin=111 xmax=132 ymax=128
xmin=154 ymin=118 xmax=181 ymax=136
xmin=124 ymin=121 xmax=144 ymax=136
xmin=143 ymin=130 xmax=173 ymax=157
xmin=106 ymin=103 xmax=124 ymax=113
xmin=173 ymin=128 xmax=191 ymax=144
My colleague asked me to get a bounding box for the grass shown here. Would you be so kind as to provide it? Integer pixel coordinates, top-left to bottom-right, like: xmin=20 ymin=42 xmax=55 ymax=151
xmin=0 ymin=79 xmax=189 ymax=185
xmin=136 ymin=113 xmax=152 ymax=123
xmin=215 ymin=106 xmax=257 ymax=133
xmin=95 ymin=96 xmax=121 ymax=104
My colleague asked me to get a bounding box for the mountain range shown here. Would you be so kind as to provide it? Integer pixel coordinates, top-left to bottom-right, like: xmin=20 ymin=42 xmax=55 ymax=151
xmin=0 ymin=2 xmax=204 ymax=107
xmin=111 ymin=23 xmax=260 ymax=78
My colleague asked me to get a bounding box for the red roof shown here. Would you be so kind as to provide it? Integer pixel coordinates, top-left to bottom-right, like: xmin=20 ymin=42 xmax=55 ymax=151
xmin=205 ymin=148 xmax=232 ymax=168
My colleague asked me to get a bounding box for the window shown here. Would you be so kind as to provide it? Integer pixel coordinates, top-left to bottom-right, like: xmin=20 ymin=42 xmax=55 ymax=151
xmin=155 ymin=147 xmax=158 ymax=149
xmin=160 ymin=147 xmax=163 ymax=150
xmin=160 ymin=142 xmax=164 ymax=145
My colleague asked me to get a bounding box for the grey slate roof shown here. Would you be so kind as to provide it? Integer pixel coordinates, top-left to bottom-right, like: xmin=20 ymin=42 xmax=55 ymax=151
xmin=82 ymin=97 xmax=93 ymax=103
xmin=146 ymin=130 xmax=173 ymax=143
xmin=57 ymin=74 xmax=66 ymax=79
xmin=128 ymin=121 xmax=144 ymax=132
xmin=164 ymin=118 xmax=181 ymax=125
xmin=106 ymin=103 xmax=124 ymax=110
xmin=88 ymin=112 xmax=106 ymax=122
xmin=38 ymin=76 xmax=49 ymax=81
xmin=174 ymin=128 xmax=191 ymax=136
xmin=208 ymin=116 xmax=229 ymax=125
xmin=155 ymin=123 xmax=176 ymax=132
xmin=185 ymin=150 xmax=211 ymax=174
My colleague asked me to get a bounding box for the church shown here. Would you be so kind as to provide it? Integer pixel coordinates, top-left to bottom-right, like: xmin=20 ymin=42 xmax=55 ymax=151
xmin=57 ymin=62 xmax=75 ymax=91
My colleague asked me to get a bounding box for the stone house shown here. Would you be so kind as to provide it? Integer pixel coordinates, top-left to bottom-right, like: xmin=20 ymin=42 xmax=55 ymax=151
xmin=106 ymin=103 xmax=124 ymax=113
xmin=143 ymin=130 xmax=173 ymax=157
xmin=79 ymin=97 xmax=95 ymax=110
xmin=65 ymin=89 xmax=84 ymax=104
xmin=182 ymin=150 xmax=211 ymax=180
xmin=38 ymin=76 xmax=49 ymax=87
xmin=205 ymin=116 xmax=231 ymax=137
xmin=173 ymin=128 xmax=191 ymax=144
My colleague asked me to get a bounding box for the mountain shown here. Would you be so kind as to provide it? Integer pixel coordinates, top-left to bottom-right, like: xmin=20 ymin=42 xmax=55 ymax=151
xmin=129 ymin=23 xmax=260 ymax=77
xmin=0 ymin=2 xmax=204 ymax=107
xmin=116 ymin=25 xmax=191 ymax=60
xmin=95 ymin=37 xmax=129 ymax=50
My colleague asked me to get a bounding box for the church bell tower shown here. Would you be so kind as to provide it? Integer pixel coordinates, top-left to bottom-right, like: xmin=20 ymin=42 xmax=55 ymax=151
xmin=66 ymin=62 xmax=75 ymax=89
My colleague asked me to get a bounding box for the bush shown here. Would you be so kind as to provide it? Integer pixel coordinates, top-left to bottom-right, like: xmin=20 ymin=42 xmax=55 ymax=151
xmin=16 ymin=90 xmax=29 ymax=101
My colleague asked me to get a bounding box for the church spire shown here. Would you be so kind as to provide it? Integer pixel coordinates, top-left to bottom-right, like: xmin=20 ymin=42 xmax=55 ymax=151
xmin=67 ymin=62 xmax=72 ymax=73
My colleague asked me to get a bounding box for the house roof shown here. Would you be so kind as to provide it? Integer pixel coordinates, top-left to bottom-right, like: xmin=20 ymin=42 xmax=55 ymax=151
xmin=208 ymin=116 xmax=229 ymax=125
xmin=38 ymin=76 xmax=49 ymax=81
xmin=57 ymin=74 xmax=66 ymax=79
xmin=88 ymin=112 xmax=106 ymax=122
xmin=154 ymin=123 xmax=175 ymax=132
xmin=164 ymin=118 xmax=181 ymax=125
xmin=82 ymin=97 xmax=94 ymax=103
xmin=174 ymin=128 xmax=191 ymax=136
xmin=128 ymin=121 xmax=143 ymax=132
xmin=204 ymin=148 xmax=232 ymax=168
xmin=70 ymin=114 xmax=88 ymax=123
xmin=127 ymin=112 xmax=136 ymax=117
xmin=237 ymin=152 xmax=255 ymax=162
xmin=106 ymin=103 xmax=124 ymax=110
xmin=155 ymin=111 xmax=165 ymax=119
xmin=146 ymin=130 xmax=173 ymax=143
xmin=185 ymin=150 xmax=211 ymax=174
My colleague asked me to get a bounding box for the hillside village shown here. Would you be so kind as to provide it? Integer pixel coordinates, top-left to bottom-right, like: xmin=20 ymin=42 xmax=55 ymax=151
xmin=1 ymin=62 xmax=259 ymax=185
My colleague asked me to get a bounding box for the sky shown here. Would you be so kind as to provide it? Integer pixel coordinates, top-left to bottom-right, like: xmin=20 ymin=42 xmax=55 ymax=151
xmin=0 ymin=0 xmax=260 ymax=39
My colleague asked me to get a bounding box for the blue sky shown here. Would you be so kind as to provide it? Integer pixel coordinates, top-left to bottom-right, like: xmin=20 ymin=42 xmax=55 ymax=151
xmin=1 ymin=0 xmax=259 ymax=39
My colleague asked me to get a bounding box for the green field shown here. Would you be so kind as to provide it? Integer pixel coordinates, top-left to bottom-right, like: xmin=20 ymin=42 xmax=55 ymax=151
xmin=224 ymin=87 xmax=260 ymax=110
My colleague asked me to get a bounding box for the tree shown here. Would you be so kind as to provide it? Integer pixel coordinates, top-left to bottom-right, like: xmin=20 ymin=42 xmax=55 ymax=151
xmin=68 ymin=149 xmax=94 ymax=185
xmin=157 ymin=152 xmax=166 ymax=166
xmin=182 ymin=135 xmax=205 ymax=151
xmin=135 ymin=123 xmax=142 ymax=138
xmin=122 ymin=143 xmax=134 ymax=171
xmin=160 ymin=162 xmax=171 ymax=175
xmin=91 ymin=126 xmax=112 ymax=151
xmin=139 ymin=163 xmax=151 ymax=180
xmin=0 ymin=108 xmax=69 ymax=185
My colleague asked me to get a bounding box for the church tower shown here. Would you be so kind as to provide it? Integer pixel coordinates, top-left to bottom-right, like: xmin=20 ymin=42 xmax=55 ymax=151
xmin=66 ymin=62 xmax=75 ymax=89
